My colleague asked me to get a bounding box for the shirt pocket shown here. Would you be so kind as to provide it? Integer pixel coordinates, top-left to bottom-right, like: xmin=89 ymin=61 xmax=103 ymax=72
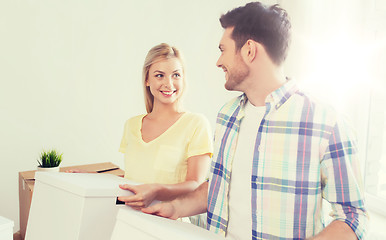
xmin=154 ymin=145 xmax=184 ymax=172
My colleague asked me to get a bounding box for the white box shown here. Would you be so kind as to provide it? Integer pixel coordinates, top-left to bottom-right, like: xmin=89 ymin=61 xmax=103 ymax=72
xmin=25 ymin=172 xmax=137 ymax=240
xmin=111 ymin=207 xmax=225 ymax=240
xmin=19 ymin=162 xmax=124 ymax=239
xmin=0 ymin=216 xmax=14 ymax=240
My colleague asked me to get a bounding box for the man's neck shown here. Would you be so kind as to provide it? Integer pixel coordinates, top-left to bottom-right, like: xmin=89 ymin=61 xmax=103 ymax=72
xmin=245 ymin=69 xmax=286 ymax=107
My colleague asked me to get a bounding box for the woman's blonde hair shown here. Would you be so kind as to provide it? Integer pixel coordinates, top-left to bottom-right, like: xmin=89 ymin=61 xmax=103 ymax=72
xmin=142 ymin=43 xmax=186 ymax=113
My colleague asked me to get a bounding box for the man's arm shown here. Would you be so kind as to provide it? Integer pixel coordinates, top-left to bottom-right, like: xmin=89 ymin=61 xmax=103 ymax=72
xmin=141 ymin=181 xmax=208 ymax=219
xmin=307 ymin=221 xmax=358 ymax=240
xmin=316 ymin=117 xmax=369 ymax=239
xmin=118 ymin=154 xmax=211 ymax=209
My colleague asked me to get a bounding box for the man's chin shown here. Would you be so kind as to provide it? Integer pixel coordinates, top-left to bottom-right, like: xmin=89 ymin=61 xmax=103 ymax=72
xmin=224 ymin=81 xmax=244 ymax=93
xmin=224 ymin=81 xmax=235 ymax=91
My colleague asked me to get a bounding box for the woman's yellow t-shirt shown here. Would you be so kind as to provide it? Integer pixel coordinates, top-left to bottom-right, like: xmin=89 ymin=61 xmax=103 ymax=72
xmin=119 ymin=112 xmax=213 ymax=184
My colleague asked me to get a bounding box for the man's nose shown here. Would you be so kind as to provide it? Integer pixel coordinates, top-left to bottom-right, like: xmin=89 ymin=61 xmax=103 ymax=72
xmin=216 ymin=57 xmax=222 ymax=68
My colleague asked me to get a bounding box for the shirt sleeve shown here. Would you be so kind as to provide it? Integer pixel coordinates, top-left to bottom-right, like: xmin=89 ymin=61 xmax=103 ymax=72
xmin=186 ymin=114 xmax=214 ymax=159
xmin=119 ymin=120 xmax=130 ymax=153
xmin=320 ymin=116 xmax=369 ymax=239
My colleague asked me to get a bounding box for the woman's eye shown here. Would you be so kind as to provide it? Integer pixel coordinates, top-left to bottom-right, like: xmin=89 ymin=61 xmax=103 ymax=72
xmin=173 ymin=73 xmax=181 ymax=78
xmin=155 ymin=74 xmax=163 ymax=78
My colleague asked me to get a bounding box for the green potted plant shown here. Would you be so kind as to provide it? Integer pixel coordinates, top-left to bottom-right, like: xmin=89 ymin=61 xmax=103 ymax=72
xmin=37 ymin=149 xmax=63 ymax=172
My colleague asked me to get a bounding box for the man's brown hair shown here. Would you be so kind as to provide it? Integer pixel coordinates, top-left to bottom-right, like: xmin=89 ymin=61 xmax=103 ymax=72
xmin=220 ymin=2 xmax=291 ymax=65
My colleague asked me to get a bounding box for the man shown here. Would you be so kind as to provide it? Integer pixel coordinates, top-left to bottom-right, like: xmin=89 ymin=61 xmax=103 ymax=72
xmin=143 ymin=2 xmax=368 ymax=239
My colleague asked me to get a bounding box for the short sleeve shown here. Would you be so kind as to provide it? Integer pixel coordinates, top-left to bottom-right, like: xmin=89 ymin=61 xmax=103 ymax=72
xmin=186 ymin=115 xmax=214 ymax=159
xmin=119 ymin=120 xmax=130 ymax=153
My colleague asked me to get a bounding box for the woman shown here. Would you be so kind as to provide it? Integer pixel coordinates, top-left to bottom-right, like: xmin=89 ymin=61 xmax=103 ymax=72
xmin=117 ymin=43 xmax=213 ymax=210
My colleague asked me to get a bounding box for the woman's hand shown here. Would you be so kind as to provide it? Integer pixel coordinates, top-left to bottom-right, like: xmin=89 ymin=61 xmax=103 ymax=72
xmin=118 ymin=184 xmax=162 ymax=209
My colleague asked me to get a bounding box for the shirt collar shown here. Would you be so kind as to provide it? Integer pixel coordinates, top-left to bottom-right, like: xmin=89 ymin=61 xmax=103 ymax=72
xmin=265 ymin=78 xmax=298 ymax=110
xmin=237 ymin=78 xmax=298 ymax=112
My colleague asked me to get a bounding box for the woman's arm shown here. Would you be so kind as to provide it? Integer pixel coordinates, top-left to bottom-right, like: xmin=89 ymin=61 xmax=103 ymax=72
xmin=118 ymin=153 xmax=211 ymax=209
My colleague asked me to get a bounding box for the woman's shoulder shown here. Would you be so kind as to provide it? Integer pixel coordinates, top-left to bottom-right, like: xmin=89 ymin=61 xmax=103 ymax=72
xmin=124 ymin=114 xmax=146 ymax=127
xmin=128 ymin=114 xmax=146 ymax=121
xmin=181 ymin=112 xmax=211 ymax=127
xmin=183 ymin=112 xmax=207 ymax=120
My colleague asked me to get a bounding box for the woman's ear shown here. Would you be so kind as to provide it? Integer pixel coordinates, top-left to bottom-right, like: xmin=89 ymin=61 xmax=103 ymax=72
xmin=145 ymin=79 xmax=150 ymax=86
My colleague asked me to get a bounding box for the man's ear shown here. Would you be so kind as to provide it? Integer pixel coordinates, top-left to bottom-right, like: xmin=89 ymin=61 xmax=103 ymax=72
xmin=242 ymin=40 xmax=257 ymax=62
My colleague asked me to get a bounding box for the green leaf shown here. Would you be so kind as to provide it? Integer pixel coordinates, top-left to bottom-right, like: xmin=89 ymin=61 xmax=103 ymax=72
xmin=38 ymin=149 xmax=63 ymax=167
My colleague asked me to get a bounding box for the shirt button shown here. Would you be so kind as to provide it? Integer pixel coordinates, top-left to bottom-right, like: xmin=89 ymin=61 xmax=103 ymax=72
xmin=258 ymin=145 xmax=262 ymax=152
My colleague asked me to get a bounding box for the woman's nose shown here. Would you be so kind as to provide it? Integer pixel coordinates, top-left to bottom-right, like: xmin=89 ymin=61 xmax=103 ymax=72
xmin=164 ymin=77 xmax=173 ymax=89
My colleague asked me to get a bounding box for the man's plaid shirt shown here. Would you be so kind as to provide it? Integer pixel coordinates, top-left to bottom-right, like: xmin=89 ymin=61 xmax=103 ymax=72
xmin=207 ymin=80 xmax=368 ymax=239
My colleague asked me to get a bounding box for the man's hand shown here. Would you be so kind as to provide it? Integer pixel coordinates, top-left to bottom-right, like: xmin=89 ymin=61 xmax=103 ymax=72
xmin=118 ymin=184 xmax=161 ymax=209
xmin=141 ymin=201 xmax=180 ymax=220
xmin=306 ymin=220 xmax=358 ymax=240
xmin=142 ymin=181 xmax=208 ymax=219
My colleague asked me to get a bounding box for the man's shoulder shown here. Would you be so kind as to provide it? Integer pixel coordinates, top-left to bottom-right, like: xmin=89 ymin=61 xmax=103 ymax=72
xmin=218 ymin=94 xmax=245 ymax=115
xmin=288 ymin=90 xmax=342 ymax=127
xmin=297 ymin=90 xmax=338 ymax=113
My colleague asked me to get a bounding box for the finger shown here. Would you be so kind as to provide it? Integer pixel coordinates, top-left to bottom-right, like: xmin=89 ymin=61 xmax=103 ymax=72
xmin=118 ymin=194 xmax=143 ymax=203
xmin=119 ymin=184 xmax=137 ymax=193
xmin=141 ymin=205 xmax=160 ymax=215
xmin=130 ymin=206 xmax=143 ymax=211
xmin=125 ymin=201 xmax=145 ymax=208
xmin=141 ymin=203 xmax=167 ymax=216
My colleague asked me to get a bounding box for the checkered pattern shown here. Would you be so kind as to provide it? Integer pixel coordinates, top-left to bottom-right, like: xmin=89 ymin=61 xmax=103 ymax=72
xmin=207 ymin=80 xmax=368 ymax=239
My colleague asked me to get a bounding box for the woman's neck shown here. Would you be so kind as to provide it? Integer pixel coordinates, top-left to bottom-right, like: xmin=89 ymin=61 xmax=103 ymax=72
xmin=147 ymin=102 xmax=183 ymax=120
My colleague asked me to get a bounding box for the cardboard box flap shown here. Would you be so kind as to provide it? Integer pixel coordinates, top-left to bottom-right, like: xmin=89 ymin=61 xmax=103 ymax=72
xmin=60 ymin=162 xmax=120 ymax=173
xmin=20 ymin=162 xmax=123 ymax=181
xmin=103 ymin=168 xmax=124 ymax=177
xmin=35 ymin=172 xmax=136 ymax=197
xmin=19 ymin=171 xmax=36 ymax=181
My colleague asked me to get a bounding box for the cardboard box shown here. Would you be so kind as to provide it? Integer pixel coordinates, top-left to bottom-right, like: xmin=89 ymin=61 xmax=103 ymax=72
xmin=18 ymin=162 xmax=124 ymax=240
xmin=13 ymin=231 xmax=21 ymax=240
xmin=110 ymin=207 xmax=225 ymax=240
xmin=0 ymin=216 xmax=14 ymax=240
xmin=25 ymin=171 xmax=136 ymax=240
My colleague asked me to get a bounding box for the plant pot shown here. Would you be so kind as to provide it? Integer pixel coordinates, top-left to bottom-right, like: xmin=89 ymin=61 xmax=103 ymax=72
xmin=37 ymin=166 xmax=60 ymax=172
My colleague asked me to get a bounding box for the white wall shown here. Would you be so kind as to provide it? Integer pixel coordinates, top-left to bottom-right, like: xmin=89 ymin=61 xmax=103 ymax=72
xmin=0 ymin=0 xmax=257 ymax=232
xmin=0 ymin=0 xmax=380 ymax=234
